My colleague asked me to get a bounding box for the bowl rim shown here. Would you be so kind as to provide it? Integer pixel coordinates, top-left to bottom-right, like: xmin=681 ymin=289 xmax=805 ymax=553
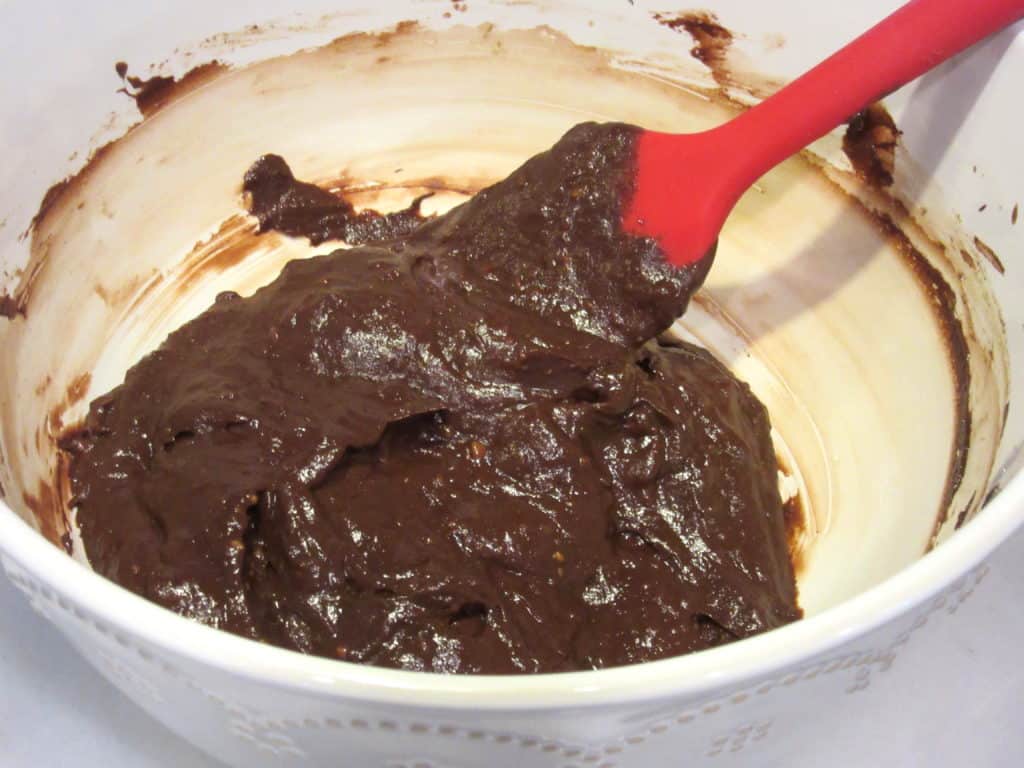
xmin=1 ymin=469 xmax=1021 ymax=710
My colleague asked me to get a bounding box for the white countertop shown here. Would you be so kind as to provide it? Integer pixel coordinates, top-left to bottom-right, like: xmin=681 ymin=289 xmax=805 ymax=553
xmin=3 ymin=525 xmax=1024 ymax=767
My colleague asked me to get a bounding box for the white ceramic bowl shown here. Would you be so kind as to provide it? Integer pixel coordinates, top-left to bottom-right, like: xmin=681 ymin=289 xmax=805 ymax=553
xmin=0 ymin=1 xmax=1021 ymax=765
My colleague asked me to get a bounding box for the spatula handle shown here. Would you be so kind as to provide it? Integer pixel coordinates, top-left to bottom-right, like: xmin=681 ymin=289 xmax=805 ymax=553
xmin=722 ymin=0 xmax=1024 ymax=188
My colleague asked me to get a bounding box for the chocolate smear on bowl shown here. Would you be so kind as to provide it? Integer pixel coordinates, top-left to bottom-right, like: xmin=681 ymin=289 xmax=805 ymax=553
xmin=843 ymin=103 xmax=901 ymax=188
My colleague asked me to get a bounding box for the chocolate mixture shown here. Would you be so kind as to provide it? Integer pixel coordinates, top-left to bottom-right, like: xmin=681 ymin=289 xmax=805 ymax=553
xmin=63 ymin=123 xmax=799 ymax=673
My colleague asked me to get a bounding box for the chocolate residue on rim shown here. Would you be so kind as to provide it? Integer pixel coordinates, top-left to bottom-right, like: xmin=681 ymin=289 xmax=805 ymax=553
xmin=973 ymin=235 xmax=1005 ymax=275
xmin=0 ymin=293 xmax=24 ymax=319
xmin=26 ymin=177 xmax=71 ymax=239
xmin=5 ymin=139 xmax=125 ymax=319
xmin=843 ymin=103 xmax=901 ymax=188
xmin=1013 ymin=203 xmax=1019 ymax=225
xmin=874 ymin=213 xmax=973 ymax=537
xmin=5 ymin=59 xmax=237 ymax=321
xmin=23 ymin=141 xmax=119 ymax=246
xmin=116 ymin=60 xmax=227 ymax=118
xmin=0 ymin=255 xmax=48 ymax=322
xmin=358 ymin=19 xmax=421 ymax=50
xmin=5 ymin=23 xmax=447 ymax=325
xmin=653 ymin=11 xmax=734 ymax=87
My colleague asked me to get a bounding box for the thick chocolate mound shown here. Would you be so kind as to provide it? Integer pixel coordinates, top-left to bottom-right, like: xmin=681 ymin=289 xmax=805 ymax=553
xmin=64 ymin=123 xmax=798 ymax=673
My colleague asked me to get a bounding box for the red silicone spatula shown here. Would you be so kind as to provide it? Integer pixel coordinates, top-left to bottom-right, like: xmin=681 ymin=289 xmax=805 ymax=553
xmin=623 ymin=0 xmax=1024 ymax=267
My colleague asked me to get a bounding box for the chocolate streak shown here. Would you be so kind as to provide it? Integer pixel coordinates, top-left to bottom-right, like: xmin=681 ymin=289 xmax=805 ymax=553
xmin=115 ymin=61 xmax=228 ymax=118
xmin=64 ymin=123 xmax=799 ymax=674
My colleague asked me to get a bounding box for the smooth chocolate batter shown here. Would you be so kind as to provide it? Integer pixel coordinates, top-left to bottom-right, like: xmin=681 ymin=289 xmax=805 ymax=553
xmin=63 ymin=123 xmax=799 ymax=673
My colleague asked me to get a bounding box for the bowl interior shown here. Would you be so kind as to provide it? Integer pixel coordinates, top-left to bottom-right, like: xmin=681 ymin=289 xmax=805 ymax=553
xmin=0 ymin=0 xmax=1017 ymax=628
